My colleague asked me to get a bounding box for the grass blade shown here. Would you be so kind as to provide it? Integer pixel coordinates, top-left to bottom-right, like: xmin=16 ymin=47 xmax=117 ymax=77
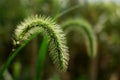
xmin=36 ymin=35 xmax=49 ymax=80
xmin=54 ymin=5 xmax=80 ymax=20
xmin=0 ymin=32 xmax=39 ymax=79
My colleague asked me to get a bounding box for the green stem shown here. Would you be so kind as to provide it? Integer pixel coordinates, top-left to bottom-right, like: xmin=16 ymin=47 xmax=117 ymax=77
xmin=54 ymin=4 xmax=80 ymax=20
xmin=0 ymin=32 xmax=39 ymax=79
xmin=36 ymin=35 xmax=49 ymax=80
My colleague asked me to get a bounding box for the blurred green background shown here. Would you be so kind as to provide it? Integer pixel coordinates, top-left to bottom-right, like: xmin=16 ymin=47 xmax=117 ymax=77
xmin=0 ymin=0 xmax=120 ymax=80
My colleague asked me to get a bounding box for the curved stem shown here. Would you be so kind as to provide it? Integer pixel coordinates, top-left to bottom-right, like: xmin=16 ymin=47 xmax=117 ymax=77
xmin=54 ymin=5 xmax=80 ymax=20
xmin=0 ymin=32 xmax=39 ymax=79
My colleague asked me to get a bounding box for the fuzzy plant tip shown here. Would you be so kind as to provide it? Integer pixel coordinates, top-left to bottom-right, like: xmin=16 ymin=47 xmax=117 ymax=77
xmin=62 ymin=19 xmax=97 ymax=59
xmin=13 ymin=15 xmax=69 ymax=71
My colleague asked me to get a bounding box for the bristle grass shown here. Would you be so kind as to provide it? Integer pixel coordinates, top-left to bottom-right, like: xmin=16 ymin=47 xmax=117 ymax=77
xmin=62 ymin=19 xmax=97 ymax=58
xmin=0 ymin=15 xmax=69 ymax=79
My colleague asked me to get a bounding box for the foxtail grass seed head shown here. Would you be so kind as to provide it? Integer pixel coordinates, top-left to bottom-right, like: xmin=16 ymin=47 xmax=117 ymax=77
xmin=62 ymin=19 xmax=97 ymax=58
xmin=14 ymin=15 xmax=69 ymax=71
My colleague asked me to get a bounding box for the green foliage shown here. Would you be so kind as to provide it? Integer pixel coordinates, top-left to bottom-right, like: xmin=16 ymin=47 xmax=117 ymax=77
xmin=2 ymin=0 xmax=120 ymax=80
